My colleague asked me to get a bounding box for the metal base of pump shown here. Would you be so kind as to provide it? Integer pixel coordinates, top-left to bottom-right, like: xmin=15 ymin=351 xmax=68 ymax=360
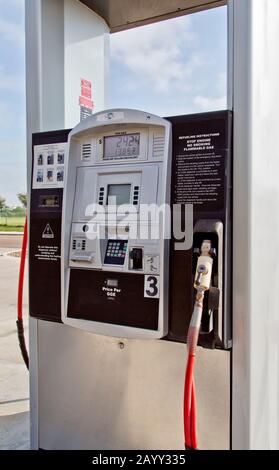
xmin=31 ymin=321 xmax=230 ymax=450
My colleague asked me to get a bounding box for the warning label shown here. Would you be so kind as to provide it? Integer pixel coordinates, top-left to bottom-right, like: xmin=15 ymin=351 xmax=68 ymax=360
xmin=35 ymin=245 xmax=60 ymax=262
xmin=174 ymin=152 xmax=223 ymax=206
xmin=42 ymin=224 xmax=54 ymax=239
xmin=172 ymin=125 xmax=227 ymax=212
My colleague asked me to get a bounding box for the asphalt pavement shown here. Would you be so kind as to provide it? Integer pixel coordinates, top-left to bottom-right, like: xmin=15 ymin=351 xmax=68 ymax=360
xmin=0 ymin=234 xmax=23 ymax=254
xmin=0 ymin=234 xmax=29 ymax=450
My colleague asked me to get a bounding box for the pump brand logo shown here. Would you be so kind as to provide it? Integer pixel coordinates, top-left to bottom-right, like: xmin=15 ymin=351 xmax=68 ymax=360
xmin=42 ymin=223 xmax=54 ymax=239
xmin=97 ymin=111 xmax=125 ymax=122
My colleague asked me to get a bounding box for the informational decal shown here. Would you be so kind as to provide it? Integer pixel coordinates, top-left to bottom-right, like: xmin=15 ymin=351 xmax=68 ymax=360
xmin=42 ymin=223 xmax=54 ymax=239
xmin=144 ymin=275 xmax=160 ymax=299
xmin=144 ymin=255 xmax=160 ymax=274
xmin=34 ymin=221 xmax=59 ymax=262
xmin=79 ymin=78 xmax=94 ymax=121
xmin=102 ymin=278 xmax=122 ymax=301
xmin=35 ymin=244 xmax=60 ymax=262
xmin=32 ymin=142 xmax=67 ymax=190
xmin=172 ymin=119 xmax=228 ymax=212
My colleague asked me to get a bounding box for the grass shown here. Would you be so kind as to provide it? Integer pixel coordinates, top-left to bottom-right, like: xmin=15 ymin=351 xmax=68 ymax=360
xmin=0 ymin=217 xmax=25 ymax=232
xmin=0 ymin=226 xmax=24 ymax=232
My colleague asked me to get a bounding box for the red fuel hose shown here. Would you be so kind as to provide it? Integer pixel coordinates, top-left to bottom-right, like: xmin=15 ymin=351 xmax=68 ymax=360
xmin=184 ymin=242 xmax=214 ymax=450
xmin=184 ymin=355 xmax=197 ymax=449
xmin=190 ymin=380 xmax=198 ymax=450
xmin=16 ymin=218 xmax=29 ymax=370
xmin=183 ymin=291 xmax=204 ymax=450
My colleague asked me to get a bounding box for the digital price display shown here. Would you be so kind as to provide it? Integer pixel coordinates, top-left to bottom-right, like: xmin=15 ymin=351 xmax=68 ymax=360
xmin=104 ymin=133 xmax=140 ymax=159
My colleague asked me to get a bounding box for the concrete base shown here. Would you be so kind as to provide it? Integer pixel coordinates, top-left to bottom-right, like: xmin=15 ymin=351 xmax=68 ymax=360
xmin=0 ymin=254 xmax=29 ymax=450
xmin=0 ymin=412 xmax=29 ymax=450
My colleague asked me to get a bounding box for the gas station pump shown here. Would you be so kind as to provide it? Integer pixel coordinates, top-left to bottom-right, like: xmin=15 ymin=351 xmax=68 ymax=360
xmin=22 ymin=0 xmax=279 ymax=453
xmin=26 ymin=107 xmax=232 ymax=450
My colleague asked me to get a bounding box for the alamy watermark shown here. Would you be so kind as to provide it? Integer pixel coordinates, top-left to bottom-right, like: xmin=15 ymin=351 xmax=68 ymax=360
xmin=83 ymin=198 xmax=193 ymax=251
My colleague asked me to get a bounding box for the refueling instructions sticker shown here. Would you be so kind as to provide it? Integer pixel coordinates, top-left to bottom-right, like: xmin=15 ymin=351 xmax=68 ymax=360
xmin=32 ymin=142 xmax=68 ymax=190
xmin=144 ymin=275 xmax=160 ymax=299
xmin=172 ymin=120 xmax=227 ymax=212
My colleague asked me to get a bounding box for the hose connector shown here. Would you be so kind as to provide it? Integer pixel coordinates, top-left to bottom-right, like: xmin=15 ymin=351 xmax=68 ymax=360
xmin=194 ymin=240 xmax=213 ymax=291
xmin=187 ymin=240 xmax=214 ymax=356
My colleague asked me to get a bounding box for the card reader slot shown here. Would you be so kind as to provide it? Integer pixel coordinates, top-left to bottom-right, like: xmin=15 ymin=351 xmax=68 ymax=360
xmin=71 ymin=254 xmax=94 ymax=263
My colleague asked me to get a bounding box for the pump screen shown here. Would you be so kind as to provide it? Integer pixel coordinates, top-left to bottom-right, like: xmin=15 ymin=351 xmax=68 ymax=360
xmin=107 ymin=184 xmax=131 ymax=205
xmin=104 ymin=134 xmax=140 ymax=159
xmin=39 ymin=195 xmax=59 ymax=207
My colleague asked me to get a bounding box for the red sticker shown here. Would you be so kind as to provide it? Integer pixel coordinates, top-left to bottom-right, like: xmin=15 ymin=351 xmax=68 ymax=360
xmin=81 ymin=86 xmax=92 ymax=99
xmin=81 ymin=78 xmax=92 ymax=89
xmin=79 ymin=96 xmax=94 ymax=110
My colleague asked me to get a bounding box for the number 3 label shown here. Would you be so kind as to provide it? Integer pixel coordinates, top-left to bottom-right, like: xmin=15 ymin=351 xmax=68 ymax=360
xmin=144 ymin=275 xmax=160 ymax=299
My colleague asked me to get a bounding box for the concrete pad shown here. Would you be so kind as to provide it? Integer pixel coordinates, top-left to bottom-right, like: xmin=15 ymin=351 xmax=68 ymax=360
xmin=0 ymin=412 xmax=29 ymax=450
xmin=0 ymin=248 xmax=20 ymax=255
xmin=0 ymin=254 xmax=30 ymax=450
xmin=0 ymin=234 xmax=23 ymax=250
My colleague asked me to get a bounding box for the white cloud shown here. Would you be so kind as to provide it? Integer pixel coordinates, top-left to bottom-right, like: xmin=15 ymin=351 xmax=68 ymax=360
xmin=217 ymin=72 xmax=227 ymax=95
xmin=0 ymin=16 xmax=25 ymax=46
xmin=111 ymin=17 xmax=204 ymax=93
xmin=0 ymin=102 xmax=14 ymax=128
xmin=193 ymin=72 xmax=227 ymax=111
xmin=0 ymin=138 xmax=27 ymax=205
xmin=0 ymin=68 xmax=25 ymax=92
xmin=0 ymin=0 xmax=24 ymax=10
xmin=0 ymin=139 xmax=25 ymax=159
xmin=194 ymin=95 xmax=226 ymax=111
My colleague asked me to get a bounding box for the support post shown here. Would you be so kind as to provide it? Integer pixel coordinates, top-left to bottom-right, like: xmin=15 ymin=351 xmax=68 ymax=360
xmin=232 ymin=0 xmax=279 ymax=450
xmin=25 ymin=0 xmax=109 ymax=449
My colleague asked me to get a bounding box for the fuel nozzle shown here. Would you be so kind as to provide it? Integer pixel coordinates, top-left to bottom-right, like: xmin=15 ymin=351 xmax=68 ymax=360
xmin=194 ymin=240 xmax=214 ymax=291
xmin=184 ymin=239 xmax=216 ymax=451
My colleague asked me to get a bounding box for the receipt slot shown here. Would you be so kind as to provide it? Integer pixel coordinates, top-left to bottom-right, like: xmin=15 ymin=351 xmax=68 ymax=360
xmin=61 ymin=109 xmax=172 ymax=339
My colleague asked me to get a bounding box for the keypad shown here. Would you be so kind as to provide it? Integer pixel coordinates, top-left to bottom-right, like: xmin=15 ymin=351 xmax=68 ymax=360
xmin=72 ymin=239 xmax=86 ymax=251
xmin=104 ymin=240 xmax=128 ymax=266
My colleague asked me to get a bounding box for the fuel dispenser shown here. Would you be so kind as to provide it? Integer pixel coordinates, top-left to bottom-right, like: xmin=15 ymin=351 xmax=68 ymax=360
xmin=27 ymin=108 xmax=232 ymax=449
xmin=62 ymin=110 xmax=171 ymax=339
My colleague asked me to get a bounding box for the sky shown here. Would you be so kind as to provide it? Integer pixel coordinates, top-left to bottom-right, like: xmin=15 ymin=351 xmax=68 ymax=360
xmin=0 ymin=0 xmax=26 ymax=207
xmin=0 ymin=2 xmax=227 ymax=206
xmin=109 ymin=7 xmax=227 ymax=116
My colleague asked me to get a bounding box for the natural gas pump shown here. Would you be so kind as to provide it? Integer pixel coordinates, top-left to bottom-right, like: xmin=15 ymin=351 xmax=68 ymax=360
xmin=62 ymin=109 xmax=172 ymax=339
xmin=27 ymin=108 xmax=232 ymax=450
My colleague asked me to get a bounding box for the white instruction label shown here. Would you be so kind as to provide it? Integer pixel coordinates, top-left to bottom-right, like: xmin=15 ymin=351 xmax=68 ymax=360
xmin=144 ymin=255 xmax=160 ymax=275
xmin=33 ymin=142 xmax=68 ymax=190
xmin=35 ymin=245 xmax=59 ymax=262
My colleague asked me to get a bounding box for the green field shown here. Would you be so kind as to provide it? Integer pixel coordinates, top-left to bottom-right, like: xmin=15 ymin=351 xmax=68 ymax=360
xmin=0 ymin=217 xmax=25 ymax=232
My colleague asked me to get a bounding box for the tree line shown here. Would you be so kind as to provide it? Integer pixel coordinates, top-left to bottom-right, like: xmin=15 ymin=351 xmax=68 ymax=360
xmin=0 ymin=193 xmax=27 ymax=213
